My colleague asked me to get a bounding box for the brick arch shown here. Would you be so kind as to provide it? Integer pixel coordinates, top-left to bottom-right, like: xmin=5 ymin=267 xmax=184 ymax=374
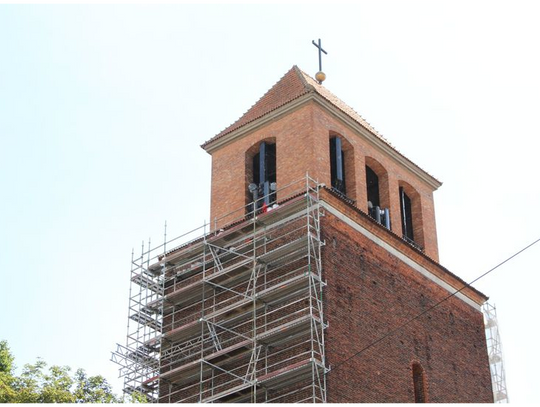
xmin=398 ymin=180 xmax=425 ymax=250
xmin=245 ymin=137 xmax=277 ymax=207
xmin=245 ymin=137 xmax=277 ymax=161
xmin=364 ymin=156 xmax=390 ymax=212
xmin=411 ymin=361 xmax=429 ymax=403
xmin=328 ymin=132 xmax=357 ymax=201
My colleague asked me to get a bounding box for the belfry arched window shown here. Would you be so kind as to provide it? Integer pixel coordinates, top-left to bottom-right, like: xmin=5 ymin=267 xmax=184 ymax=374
xmin=366 ymin=166 xmax=380 ymax=208
xmin=397 ymin=181 xmax=425 ymax=250
xmin=365 ymin=159 xmax=391 ymax=229
xmin=400 ymin=186 xmax=414 ymax=243
xmin=330 ymin=136 xmax=346 ymax=194
xmin=250 ymin=141 xmax=276 ymax=209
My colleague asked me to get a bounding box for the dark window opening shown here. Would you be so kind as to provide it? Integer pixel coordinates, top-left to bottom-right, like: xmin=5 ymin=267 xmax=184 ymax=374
xmin=400 ymin=187 xmax=414 ymax=243
xmin=330 ymin=137 xmax=346 ymax=195
xmin=252 ymin=154 xmax=259 ymax=185
xmin=367 ymin=166 xmax=390 ymax=229
xmin=412 ymin=363 xmax=427 ymax=403
xmin=366 ymin=166 xmax=380 ymax=208
xmin=250 ymin=142 xmax=276 ymax=211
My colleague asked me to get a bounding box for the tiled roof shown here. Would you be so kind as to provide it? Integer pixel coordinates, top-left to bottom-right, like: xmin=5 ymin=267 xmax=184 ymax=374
xmin=201 ymin=65 xmax=390 ymax=149
xmin=200 ymin=65 xmax=440 ymax=185
xmin=297 ymin=67 xmax=388 ymax=143
xmin=201 ymin=66 xmax=310 ymax=148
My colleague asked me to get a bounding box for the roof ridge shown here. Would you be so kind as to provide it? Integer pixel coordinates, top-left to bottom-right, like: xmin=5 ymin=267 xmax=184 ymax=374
xmin=297 ymin=68 xmax=383 ymax=138
xmin=293 ymin=65 xmax=314 ymax=91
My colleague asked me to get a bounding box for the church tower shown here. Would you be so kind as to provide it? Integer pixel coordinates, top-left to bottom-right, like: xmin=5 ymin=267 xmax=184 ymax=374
xmin=200 ymin=66 xmax=493 ymax=402
xmin=114 ymin=66 xmax=494 ymax=403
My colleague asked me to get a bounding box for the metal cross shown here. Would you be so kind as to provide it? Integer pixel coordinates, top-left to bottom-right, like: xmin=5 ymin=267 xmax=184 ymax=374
xmin=312 ymin=38 xmax=327 ymax=72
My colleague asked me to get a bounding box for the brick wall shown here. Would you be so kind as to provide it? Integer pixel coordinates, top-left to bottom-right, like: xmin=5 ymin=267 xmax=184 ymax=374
xmin=207 ymin=101 xmax=440 ymax=260
xmin=209 ymin=104 xmax=317 ymax=229
xmin=321 ymin=210 xmax=493 ymax=403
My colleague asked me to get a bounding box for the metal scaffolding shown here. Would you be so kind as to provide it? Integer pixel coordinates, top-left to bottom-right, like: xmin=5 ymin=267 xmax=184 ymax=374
xmin=483 ymin=302 xmax=509 ymax=403
xmin=112 ymin=176 xmax=328 ymax=403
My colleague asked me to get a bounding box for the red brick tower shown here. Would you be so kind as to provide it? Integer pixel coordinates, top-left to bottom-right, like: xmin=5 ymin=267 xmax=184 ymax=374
xmin=198 ymin=66 xmax=493 ymax=402
xmin=115 ymin=66 xmax=493 ymax=403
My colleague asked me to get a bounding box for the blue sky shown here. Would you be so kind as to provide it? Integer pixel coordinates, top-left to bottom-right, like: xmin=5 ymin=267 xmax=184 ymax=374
xmin=1 ymin=1 xmax=539 ymax=402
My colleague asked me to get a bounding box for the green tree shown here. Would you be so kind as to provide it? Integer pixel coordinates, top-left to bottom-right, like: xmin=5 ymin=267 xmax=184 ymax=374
xmin=0 ymin=340 xmax=17 ymax=403
xmin=13 ymin=358 xmax=47 ymax=405
xmin=43 ymin=365 xmax=76 ymax=403
xmin=73 ymin=369 xmax=88 ymax=402
xmin=0 ymin=372 xmax=16 ymax=403
xmin=0 ymin=340 xmax=144 ymax=403
xmin=128 ymin=391 xmax=148 ymax=403
xmin=0 ymin=341 xmax=14 ymax=374
xmin=73 ymin=369 xmax=118 ymax=403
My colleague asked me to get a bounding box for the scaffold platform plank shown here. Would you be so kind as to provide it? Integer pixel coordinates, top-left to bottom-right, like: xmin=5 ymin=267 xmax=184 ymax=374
xmin=160 ymin=272 xmax=319 ymax=348
xmin=161 ymin=339 xmax=253 ymax=385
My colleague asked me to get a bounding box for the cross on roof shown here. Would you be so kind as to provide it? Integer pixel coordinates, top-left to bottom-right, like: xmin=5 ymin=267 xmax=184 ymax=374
xmin=312 ymin=38 xmax=327 ymax=73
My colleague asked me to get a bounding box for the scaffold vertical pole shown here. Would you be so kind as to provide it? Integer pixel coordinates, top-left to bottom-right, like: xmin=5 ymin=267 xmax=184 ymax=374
xmin=483 ymin=302 xmax=509 ymax=403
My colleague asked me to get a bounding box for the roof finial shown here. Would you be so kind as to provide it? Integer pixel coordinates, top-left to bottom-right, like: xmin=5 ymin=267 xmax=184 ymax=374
xmin=312 ymin=38 xmax=327 ymax=84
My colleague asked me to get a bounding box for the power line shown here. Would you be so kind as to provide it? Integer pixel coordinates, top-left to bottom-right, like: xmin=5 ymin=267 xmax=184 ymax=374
xmin=328 ymin=236 xmax=540 ymax=375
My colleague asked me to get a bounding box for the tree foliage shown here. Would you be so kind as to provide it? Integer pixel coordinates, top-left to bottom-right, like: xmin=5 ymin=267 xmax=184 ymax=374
xmin=0 ymin=340 xmax=17 ymax=403
xmin=0 ymin=340 xmax=14 ymax=374
xmin=0 ymin=340 xmax=143 ymax=403
xmin=72 ymin=369 xmax=120 ymax=403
